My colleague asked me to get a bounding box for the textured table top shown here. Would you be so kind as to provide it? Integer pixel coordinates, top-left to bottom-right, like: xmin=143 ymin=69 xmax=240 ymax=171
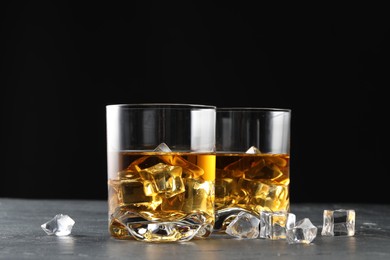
xmin=0 ymin=198 xmax=389 ymax=260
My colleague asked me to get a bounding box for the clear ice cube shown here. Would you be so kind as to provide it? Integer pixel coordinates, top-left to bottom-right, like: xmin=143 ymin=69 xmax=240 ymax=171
xmin=321 ymin=209 xmax=355 ymax=236
xmin=154 ymin=143 xmax=172 ymax=152
xmin=259 ymin=210 xmax=296 ymax=240
xmin=41 ymin=214 xmax=75 ymax=236
xmin=245 ymin=146 xmax=261 ymax=154
xmin=225 ymin=211 xmax=260 ymax=239
xmin=286 ymin=218 xmax=317 ymax=244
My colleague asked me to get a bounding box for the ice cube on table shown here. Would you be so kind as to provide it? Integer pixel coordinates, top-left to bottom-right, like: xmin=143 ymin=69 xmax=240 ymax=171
xmin=259 ymin=210 xmax=296 ymax=240
xmin=286 ymin=218 xmax=318 ymax=244
xmin=321 ymin=209 xmax=355 ymax=236
xmin=225 ymin=211 xmax=260 ymax=239
xmin=41 ymin=214 xmax=75 ymax=236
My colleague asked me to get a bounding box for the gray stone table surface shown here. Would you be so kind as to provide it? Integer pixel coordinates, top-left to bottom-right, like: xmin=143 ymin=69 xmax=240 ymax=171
xmin=1 ymin=198 xmax=389 ymax=260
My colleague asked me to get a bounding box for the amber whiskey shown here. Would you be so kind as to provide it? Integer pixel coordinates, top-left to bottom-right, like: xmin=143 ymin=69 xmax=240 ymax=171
xmin=107 ymin=151 xmax=215 ymax=242
xmin=214 ymin=152 xmax=290 ymax=231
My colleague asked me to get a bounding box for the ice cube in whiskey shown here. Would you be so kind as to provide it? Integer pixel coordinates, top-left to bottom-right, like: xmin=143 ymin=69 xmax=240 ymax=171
xmin=214 ymin=147 xmax=290 ymax=233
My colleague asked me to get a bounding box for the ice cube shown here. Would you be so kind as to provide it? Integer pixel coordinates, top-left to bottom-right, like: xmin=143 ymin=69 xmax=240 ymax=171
xmin=139 ymin=163 xmax=185 ymax=198
xmin=237 ymin=178 xmax=289 ymax=212
xmin=225 ymin=211 xmax=260 ymax=239
xmin=160 ymin=155 xmax=205 ymax=179
xmin=41 ymin=214 xmax=75 ymax=236
xmin=245 ymin=146 xmax=261 ymax=154
xmin=321 ymin=209 xmax=355 ymax=236
xmin=259 ymin=210 xmax=296 ymax=240
xmin=154 ymin=143 xmax=172 ymax=152
xmin=181 ymin=178 xmax=213 ymax=213
xmin=286 ymin=218 xmax=318 ymax=244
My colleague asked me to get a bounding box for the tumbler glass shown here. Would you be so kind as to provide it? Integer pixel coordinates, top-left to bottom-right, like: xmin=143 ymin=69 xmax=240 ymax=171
xmin=106 ymin=104 xmax=216 ymax=242
xmin=214 ymin=107 xmax=291 ymax=232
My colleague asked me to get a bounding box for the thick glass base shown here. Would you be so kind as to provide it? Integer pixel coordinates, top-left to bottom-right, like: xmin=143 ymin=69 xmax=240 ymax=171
xmin=109 ymin=211 xmax=214 ymax=242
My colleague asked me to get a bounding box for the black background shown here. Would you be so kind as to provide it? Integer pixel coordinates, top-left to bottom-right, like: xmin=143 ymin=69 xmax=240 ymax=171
xmin=1 ymin=1 xmax=389 ymax=204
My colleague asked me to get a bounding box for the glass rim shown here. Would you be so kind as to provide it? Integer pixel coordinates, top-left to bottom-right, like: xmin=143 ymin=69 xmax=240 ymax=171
xmin=106 ymin=103 xmax=216 ymax=109
xmin=217 ymin=107 xmax=291 ymax=112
